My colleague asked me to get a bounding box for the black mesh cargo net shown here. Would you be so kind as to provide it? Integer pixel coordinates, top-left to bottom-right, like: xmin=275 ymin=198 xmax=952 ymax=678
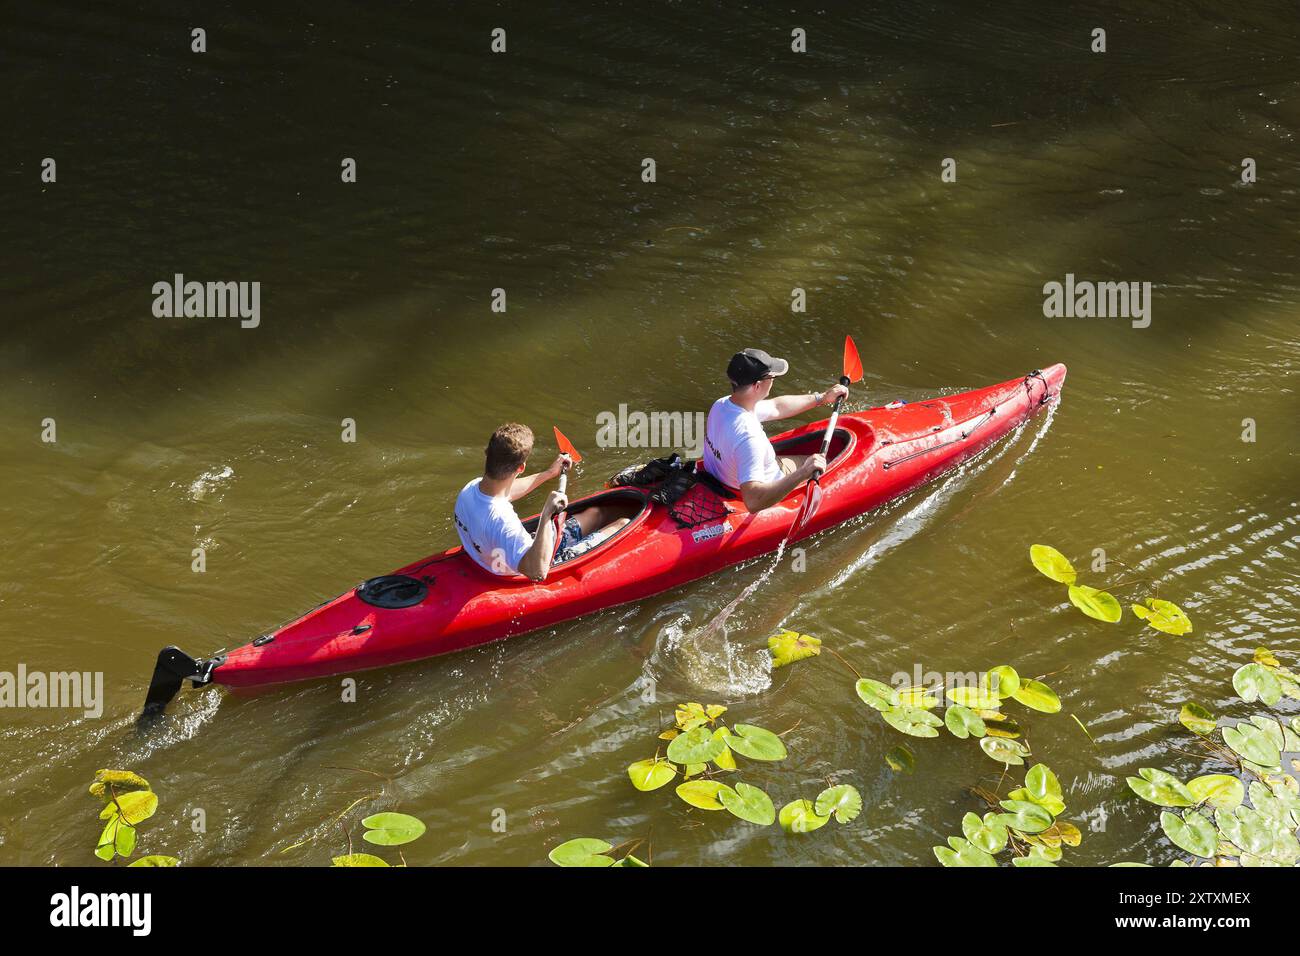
xmin=668 ymin=482 xmax=731 ymax=529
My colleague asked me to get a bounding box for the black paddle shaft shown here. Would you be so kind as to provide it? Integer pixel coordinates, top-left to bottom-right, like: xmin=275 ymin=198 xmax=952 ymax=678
xmin=815 ymin=374 xmax=852 ymax=463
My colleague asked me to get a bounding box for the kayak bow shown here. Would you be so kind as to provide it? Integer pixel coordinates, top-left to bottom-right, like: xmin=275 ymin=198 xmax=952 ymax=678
xmin=141 ymin=364 xmax=1066 ymax=719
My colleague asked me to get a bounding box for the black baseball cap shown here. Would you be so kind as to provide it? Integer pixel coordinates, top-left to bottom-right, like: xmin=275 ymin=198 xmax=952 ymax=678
xmin=727 ymin=348 xmax=790 ymax=387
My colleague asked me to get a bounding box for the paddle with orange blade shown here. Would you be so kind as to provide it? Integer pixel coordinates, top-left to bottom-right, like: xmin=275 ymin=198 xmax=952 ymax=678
xmin=793 ymin=335 xmax=863 ymax=532
xmin=550 ymin=427 xmax=584 ymax=548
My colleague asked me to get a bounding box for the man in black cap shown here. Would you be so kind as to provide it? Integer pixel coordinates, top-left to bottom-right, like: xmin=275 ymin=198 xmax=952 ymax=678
xmin=701 ymin=348 xmax=849 ymax=513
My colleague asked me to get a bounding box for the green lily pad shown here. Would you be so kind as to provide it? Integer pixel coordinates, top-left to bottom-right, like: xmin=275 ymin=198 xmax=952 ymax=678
xmin=1233 ymin=663 xmax=1283 ymax=705
xmin=996 ymin=800 xmax=1055 ymax=834
xmin=896 ymin=686 xmax=941 ymax=709
xmin=814 ymin=784 xmax=862 ymax=824
xmin=1178 ymin=701 xmax=1216 ymax=736
xmin=711 ymin=727 xmax=737 ymax=771
xmin=882 ymin=705 xmax=943 ymax=738
xmin=980 ymin=736 xmax=1030 ymax=766
xmin=1126 ymin=768 xmax=1195 ymax=807
xmin=935 ymin=836 xmax=998 ymax=867
xmin=962 ymin=812 xmax=1009 ymax=854
xmin=946 ymin=686 xmax=1002 ymax=711
xmin=1187 ymin=774 xmax=1244 ymax=811
xmin=612 ymin=854 xmax=650 ymax=867
xmin=986 ymin=665 xmax=1021 ymax=699
xmin=1030 ymin=544 xmax=1077 ymax=584
xmin=1016 ymin=763 xmax=1065 ymax=816
xmin=88 ymin=770 xmax=151 ymax=799
xmin=548 ymin=838 xmax=616 ymax=867
xmin=1012 ymin=855 xmax=1057 ymax=867
xmin=855 ymin=678 xmax=899 ymax=712
xmin=1012 ymin=678 xmax=1062 ymax=714
xmin=361 ymin=812 xmax=426 ymax=847
xmin=1068 ymin=584 xmax=1122 ymax=623
xmin=666 ymin=725 xmax=727 ymax=765
xmin=718 ymin=781 xmax=776 ymax=825
xmin=768 ymin=630 xmax=821 ymax=668
xmin=778 ymin=799 xmax=830 ymax=834
xmin=627 ymin=757 xmax=677 ymax=791
xmin=675 ymin=780 xmax=730 ymax=810
xmin=331 ymin=853 xmax=390 ymax=867
xmin=99 ymin=789 xmax=158 ymax=826
xmin=1222 ymin=723 xmax=1281 ymax=768
xmin=1132 ymin=598 xmax=1192 ymax=635
xmin=944 ymin=704 xmax=987 ymax=739
xmin=1161 ymin=809 xmax=1216 ymax=858
xmin=726 ymin=724 xmax=787 ymax=761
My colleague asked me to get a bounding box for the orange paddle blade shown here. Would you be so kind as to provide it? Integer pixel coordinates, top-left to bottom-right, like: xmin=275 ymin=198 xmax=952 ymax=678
xmin=843 ymin=335 xmax=863 ymax=383
xmin=553 ymin=426 xmax=583 ymax=463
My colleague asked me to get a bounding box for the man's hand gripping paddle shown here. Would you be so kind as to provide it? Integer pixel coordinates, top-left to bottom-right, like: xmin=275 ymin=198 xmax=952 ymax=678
xmin=551 ymin=427 xmax=583 ymax=553
xmin=793 ymin=335 xmax=863 ymax=532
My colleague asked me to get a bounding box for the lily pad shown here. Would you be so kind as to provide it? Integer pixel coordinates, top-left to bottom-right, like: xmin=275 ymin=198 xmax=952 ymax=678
xmin=675 ymin=780 xmax=730 ymax=810
xmin=1018 ymin=763 xmax=1065 ymax=816
xmin=711 ymin=727 xmax=737 ymax=771
xmin=1178 ymin=701 xmax=1216 ymax=736
xmin=1232 ymin=663 xmax=1282 ymax=706
xmin=1126 ymin=768 xmax=1195 ymax=808
xmin=718 ymin=781 xmax=776 ymax=825
xmin=944 ymin=704 xmax=987 ymax=739
xmin=946 ymin=686 xmax=1002 ymax=711
xmin=980 ymin=736 xmax=1030 ymax=766
xmin=814 ymin=784 xmax=863 ymax=824
xmin=1187 ymin=774 xmax=1244 ymax=811
xmin=854 ymin=678 xmax=899 ymax=712
xmin=896 ymin=686 xmax=941 ymax=709
xmin=548 ymin=838 xmax=616 ymax=867
xmin=627 ymin=757 xmax=677 ymax=791
xmin=1030 ymin=544 xmax=1077 ymax=584
xmin=778 ymin=799 xmax=830 ymax=834
xmin=1253 ymin=646 xmax=1279 ymax=667
xmin=986 ymin=665 xmax=1021 ymax=699
xmin=726 ymin=724 xmax=788 ymax=761
xmin=768 ymin=630 xmax=821 ymax=668
xmin=962 ymin=812 xmax=1009 ymax=854
xmin=666 ymin=725 xmax=727 ymax=765
xmin=1131 ymin=598 xmax=1192 ymax=636
xmin=1068 ymin=584 xmax=1123 ymax=623
xmin=1161 ymin=810 xmax=1216 ymax=858
xmin=361 ymin=812 xmax=426 ymax=846
xmin=1012 ymin=678 xmax=1062 ymax=714
xmin=996 ymin=800 xmax=1055 ymax=834
xmin=934 ymin=836 xmax=997 ymax=867
xmin=674 ymin=702 xmax=726 ymax=731
xmin=99 ymin=790 xmax=158 ymax=826
xmin=331 ymin=853 xmax=389 ymax=867
xmin=881 ymin=705 xmax=943 ymax=738
xmin=128 ymin=855 xmax=180 ymax=867
xmin=1222 ymin=723 xmax=1280 ymax=768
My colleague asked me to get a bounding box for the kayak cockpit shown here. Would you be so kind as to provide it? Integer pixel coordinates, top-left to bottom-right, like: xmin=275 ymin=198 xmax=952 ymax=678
xmin=771 ymin=426 xmax=857 ymax=466
xmin=521 ymin=487 xmax=653 ymax=571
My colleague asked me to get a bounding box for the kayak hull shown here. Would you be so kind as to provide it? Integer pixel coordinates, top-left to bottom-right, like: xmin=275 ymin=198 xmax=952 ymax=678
xmin=209 ymin=364 xmax=1066 ymax=688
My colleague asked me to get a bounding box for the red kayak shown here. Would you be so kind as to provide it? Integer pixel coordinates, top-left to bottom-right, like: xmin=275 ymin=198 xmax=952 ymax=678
xmin=142 ymin=364 xmax=1066 ymax=716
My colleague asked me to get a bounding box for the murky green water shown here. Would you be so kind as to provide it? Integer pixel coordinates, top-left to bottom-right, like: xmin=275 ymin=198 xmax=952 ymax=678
xmin=2 ymin=1 xmax=1298 ymax=866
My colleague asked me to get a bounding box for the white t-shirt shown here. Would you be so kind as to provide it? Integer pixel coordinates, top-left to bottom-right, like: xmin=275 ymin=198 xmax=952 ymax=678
xmin=702 ymin=396 xmax=781 ymax=489
xmin=454 ymin=479 xmax=533 ymax=576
